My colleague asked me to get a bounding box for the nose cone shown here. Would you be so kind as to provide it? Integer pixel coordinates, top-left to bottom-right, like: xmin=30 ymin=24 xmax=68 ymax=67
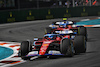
xmin=39 ymin=44 xmax=49 ymax=55
xmin=39 ymin=51 xmax=46 ymax=55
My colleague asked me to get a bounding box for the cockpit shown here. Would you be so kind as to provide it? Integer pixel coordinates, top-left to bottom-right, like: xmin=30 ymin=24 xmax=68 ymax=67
xmin=44 ymin=34 xmax=61 ymax=40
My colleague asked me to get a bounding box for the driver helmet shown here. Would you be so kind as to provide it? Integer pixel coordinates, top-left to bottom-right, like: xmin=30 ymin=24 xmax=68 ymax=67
xmin=49 ymin=36 xmax=53 ymax=39
xmin=59 ymin=24 xmax=65 ymax=28
xmin=44 ymin=35 xmax=54 ymax=40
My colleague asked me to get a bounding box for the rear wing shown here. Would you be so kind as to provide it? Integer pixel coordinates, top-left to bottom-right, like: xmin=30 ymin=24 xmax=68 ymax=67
xmin=55 ymin=30 xmax=73 ymax=34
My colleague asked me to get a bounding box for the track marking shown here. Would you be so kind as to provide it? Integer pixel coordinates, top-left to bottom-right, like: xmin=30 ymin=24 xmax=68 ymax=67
xmin=0 ymin=41 xmax=25 ymax=67
xmin=80 ymin=19 xmax=90 ymax=21
xmin=0 ymin=41 xmax=39 ymax=67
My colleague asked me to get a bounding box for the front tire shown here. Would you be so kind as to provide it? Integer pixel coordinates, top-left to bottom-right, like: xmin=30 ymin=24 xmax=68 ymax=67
xmin=60 ymin=39 xmax=74 ymax=57
xmin=20 ymin=41 xmax=30 ymax=60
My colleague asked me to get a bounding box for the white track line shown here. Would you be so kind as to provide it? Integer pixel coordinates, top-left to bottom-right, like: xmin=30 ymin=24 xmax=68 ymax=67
xmin=98 ymin=17 xmax=100 ymax=19
xmin=92 ymin=25 xmax=100 ymax=27
xmin=0 ymin=63 xmax=5 ymax=66
xmin=80 ymin=19 xmax=90 ymax=21
xmin=2 ymin=57 xmax=22 ymax=61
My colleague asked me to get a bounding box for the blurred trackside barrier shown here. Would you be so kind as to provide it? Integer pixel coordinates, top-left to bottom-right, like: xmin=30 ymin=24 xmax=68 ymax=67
xmin=0 ymin=6 xmax=100 ymax=23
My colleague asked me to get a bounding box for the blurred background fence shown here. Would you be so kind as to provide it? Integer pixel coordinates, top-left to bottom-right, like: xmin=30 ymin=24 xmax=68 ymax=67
xmin=0 ymin=0 xmax=100 ymax=10
xmin=0 ymin=0 xmax=100 ymax=23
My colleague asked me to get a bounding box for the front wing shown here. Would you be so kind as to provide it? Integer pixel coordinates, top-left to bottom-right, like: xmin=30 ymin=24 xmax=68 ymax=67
xmin=26 ymin=51 xmax=63 ymax=57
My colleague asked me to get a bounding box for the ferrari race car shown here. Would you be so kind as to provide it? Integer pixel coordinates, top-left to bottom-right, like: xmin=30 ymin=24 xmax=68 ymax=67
xmin=18 ymin=30 xmax=86 ymax=60
xmin=49 ymin=21 xmax=76 ymax=29
xmin=45 ymin=21 xmax=87 ymax=41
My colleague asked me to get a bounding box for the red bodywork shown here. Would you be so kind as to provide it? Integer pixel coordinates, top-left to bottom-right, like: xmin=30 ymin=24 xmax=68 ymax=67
xmin=34 ymin=26 xmax=77 ymax=55
xmin=55 ymin=25 xmax=78 ymax=31
xmin=34 ymin=35 xmax=70 ymax=55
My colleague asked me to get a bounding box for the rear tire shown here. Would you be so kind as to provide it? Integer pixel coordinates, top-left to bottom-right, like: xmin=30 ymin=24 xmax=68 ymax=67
xmin=78 ymin=27 xmax=87 ymax=41
xmin=45 ymin=27 xmax=52 ymax=34
xmin=60 ymin=39 xmax=74 ymax=57
xmin=74 ymin=35 xmax=86 ymax=53
xmin=52 ymin=22 xmax=56 ymax=25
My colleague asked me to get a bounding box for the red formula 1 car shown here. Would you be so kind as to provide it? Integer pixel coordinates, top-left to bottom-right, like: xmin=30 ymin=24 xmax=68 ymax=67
xmin=18 ymin=30 xmax=86 ymax=60
xmin=45 ymin=21 xmax=87 ymax=41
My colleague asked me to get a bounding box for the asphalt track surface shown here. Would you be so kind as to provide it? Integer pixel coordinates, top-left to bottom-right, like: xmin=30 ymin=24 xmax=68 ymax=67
xmin=0 ymin=16 xmax=100 ymax=67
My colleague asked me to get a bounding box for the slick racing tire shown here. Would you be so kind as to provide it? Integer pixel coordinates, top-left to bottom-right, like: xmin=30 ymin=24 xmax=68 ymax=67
xmin=60 ymin=39 xmax=74 ymax=57
xmin=20 ymin=41 xmax=31 ymax=60
xmin=74 ymin=35 xmax=86 ymax=53
xmin=45 ymin=27 xmax=52 ymax=34
xmin=78 ymin=27 xmax=87 ymax=41
xmin=52 ymin=22 xmax=56 ymax=25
